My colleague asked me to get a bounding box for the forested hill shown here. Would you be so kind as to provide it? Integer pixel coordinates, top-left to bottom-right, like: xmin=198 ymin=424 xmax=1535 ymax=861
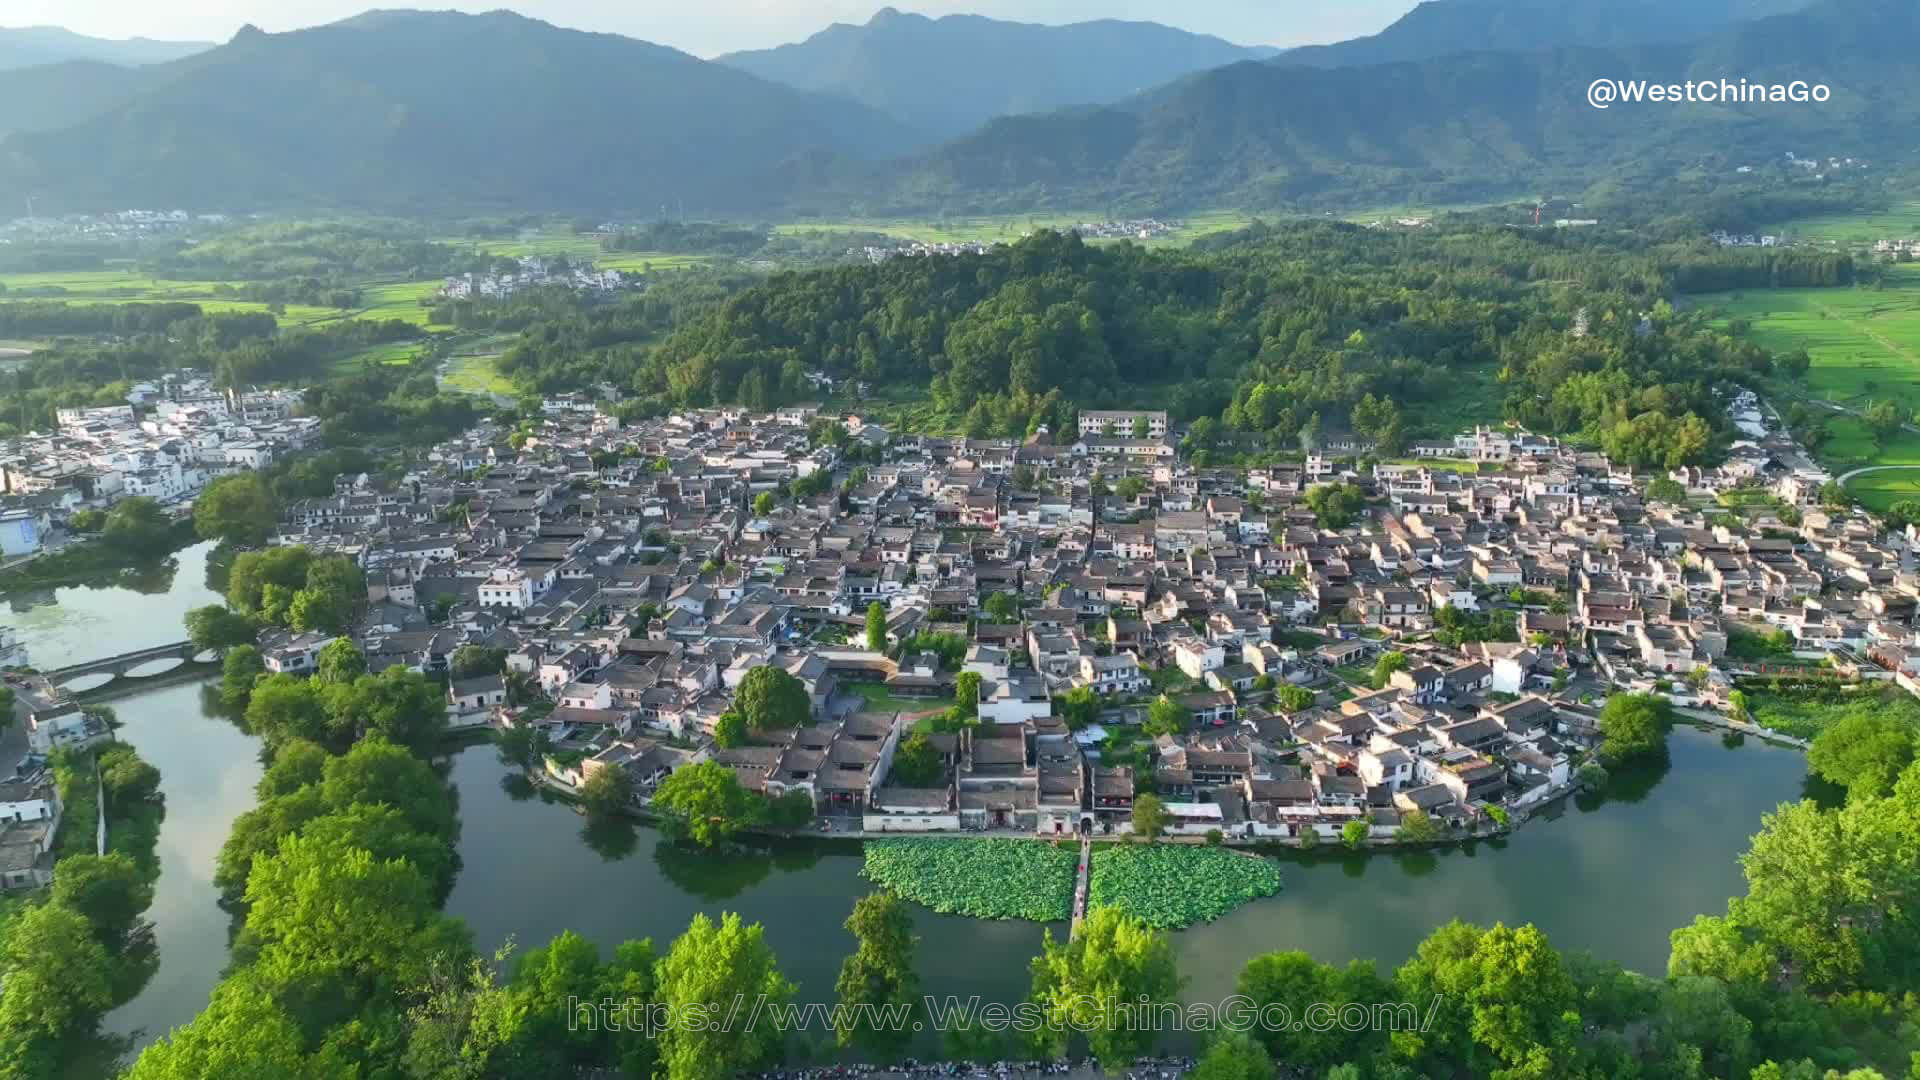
xmin=717 ymin=8 xmax=1278 ymax=142
xmin=893 ymin=0 xmax=1915 ymax=213
xmin=1276 ymin=0 xmax=1812 ymax=69
xmin=494 ymin=224 xmax=1839 ymax=471
xmin=0 ymin=61 xmax=149 ymax=138
xmin=0 ymin=10 xmax=912 ymax=214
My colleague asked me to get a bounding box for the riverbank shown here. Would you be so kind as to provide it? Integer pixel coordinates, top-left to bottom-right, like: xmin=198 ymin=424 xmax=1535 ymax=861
xmin=0 ymin=520 xmax=198 ymax=592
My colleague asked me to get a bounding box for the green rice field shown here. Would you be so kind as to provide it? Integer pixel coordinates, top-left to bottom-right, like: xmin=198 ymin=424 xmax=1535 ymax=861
xmin=436 ymin=227 xmax=714 ymax=271
xmin=1763 ymin=200 xmax=1920 ymax=247
xmin=1702 ymin=266 xmax=1920 ymax=414
xmin=0 ymin=266 xmax=441 ymax=328
xmin=1843 ymin=467 xmax=1920 ymax=511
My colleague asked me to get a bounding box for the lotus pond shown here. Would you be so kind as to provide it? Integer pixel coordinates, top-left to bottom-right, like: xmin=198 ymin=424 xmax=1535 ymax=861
xmin=1089 ymin=844 xmax=1283 ymax=928
xmin=862 ymin=838 xmax=1078 ymax=921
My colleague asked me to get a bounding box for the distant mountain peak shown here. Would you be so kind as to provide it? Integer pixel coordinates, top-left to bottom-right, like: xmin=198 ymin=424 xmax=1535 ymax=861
xmin=719 ymin=12 xmax=1279 ymax=141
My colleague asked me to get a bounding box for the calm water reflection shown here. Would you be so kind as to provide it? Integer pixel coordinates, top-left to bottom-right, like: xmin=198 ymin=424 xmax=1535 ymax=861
xmin=448 ymin=725 xmax=1807 ymax=1015
xmin=9 ymin=552 xmax=1809 ymax=1052
xmin=6 ymin=541 xmax=222 ymax=668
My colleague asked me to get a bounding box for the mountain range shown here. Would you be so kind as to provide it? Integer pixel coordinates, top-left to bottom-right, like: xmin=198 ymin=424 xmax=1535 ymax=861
xmin=0 ymin=0 xmax=1909 ymax=216
xmin=0 ymin=11 xmax=910 ymax=214
xmin=717 ymin=7 xmax=1278 ymax=141
xmin=894 ymin=0 xmax=1909 ymax=211
xmin=1275 ymin=0 xmax=1813 ymax=69
xmin=0 ymin=25 xmax=210 ymax=71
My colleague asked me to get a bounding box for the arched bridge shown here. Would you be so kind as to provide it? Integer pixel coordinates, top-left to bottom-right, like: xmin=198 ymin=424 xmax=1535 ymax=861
xmin=44 ymin=641 xmax=222 ymax=693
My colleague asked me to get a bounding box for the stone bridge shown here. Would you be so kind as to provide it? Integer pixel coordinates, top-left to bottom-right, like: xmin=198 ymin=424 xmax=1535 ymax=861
xmin=45 ymin=641 xmax=220 ymax=692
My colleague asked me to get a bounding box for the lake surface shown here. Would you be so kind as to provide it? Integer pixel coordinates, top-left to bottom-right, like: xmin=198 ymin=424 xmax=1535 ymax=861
xmin=446 ymin=727 xmax=1807 ymax=1017
xmin=5 ymin=552 xmax=1812 ymax=1052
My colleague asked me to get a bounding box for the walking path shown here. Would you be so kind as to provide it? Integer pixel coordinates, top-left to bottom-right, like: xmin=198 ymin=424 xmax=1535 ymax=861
xmin=1069 ymin=834 xmax=1092 ymax=932
xmin=1837 ymin=462 xmax=1920 ymax=485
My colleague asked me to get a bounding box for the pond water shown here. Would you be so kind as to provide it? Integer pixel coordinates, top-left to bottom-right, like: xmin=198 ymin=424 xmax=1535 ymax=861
xmin=6 ymin=553 xmax=1812 ymax=1052
xmin=6 ymin=541 xmax=222 ymax=668
xmin=444 ymin=727 xmax=1808 ymax=1019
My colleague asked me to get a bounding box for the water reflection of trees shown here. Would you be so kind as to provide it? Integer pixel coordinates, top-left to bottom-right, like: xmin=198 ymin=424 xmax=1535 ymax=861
xmin=582 ymin=816 xmax=640 ymax=861
xmin=652 ymin=839 xmax=773 ymax=900
xmin=1574 ymin=750 xmax=1672 ymax=812
xmin=646 ymin=836 xmax=827 ymax=900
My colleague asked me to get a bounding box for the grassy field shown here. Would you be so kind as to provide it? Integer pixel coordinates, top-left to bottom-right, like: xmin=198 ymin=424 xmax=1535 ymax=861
xmin=0 ymin=265 xmax=436 ymax=328
xmin=1844 ymin=468 xmax=1920 ymax=510
xmin=1764 ymin=200 xmax=1920 ymax=246
xmin=347 ymin=280 xmax=442 ymax=325
xmin=1701 ymin=267 xmax=1920 ymax=413
xmin=440 ymin=349 xmax=517 ymax=397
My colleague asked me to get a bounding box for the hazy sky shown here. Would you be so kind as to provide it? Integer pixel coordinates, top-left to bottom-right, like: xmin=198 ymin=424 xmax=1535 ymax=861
xmin=4 ymin=1 xmax=1418 ymax=57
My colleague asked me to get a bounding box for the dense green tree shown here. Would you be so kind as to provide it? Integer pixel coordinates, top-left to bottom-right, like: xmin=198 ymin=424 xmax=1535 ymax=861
xmin=983 ymin=591 xmax=1021 ymax=622
xmin=953 ymin=671 xmax=982 ymax=719
xmin=123 ymin=971 xmax=308 ymax=1079
xmin=1143 ymin=696 xmax=1188 ymax=737
xmin=100 ymin=497 xmax=174 ymax=555
xmin=1807 ymin=710 xmax=1919 ymax=802
xmin=1305 ymin=482 xmax=1369 ymax=529
xmin=1028 ymin=906 xmax=1181 ymax=1067
xmin=49 ymin=852 xmax=153 ymax=948
xmin=1188 ymin=1032 xmax=1273 ymax=1080
xmin=0 ymin=903 xmax=116 ymax=1047
xmin=1132 ymin=793 xmax=1169 ymax=840
xmin=447 ymin=645 xmax=507 ymax=681
xmin=653 ymin=760 xmax=760 ymax=848
xmin=239 ymin=830 xmax=464 ymax=1001
xmin=194 ymin=473 xmax=280 ymax=546
xmin=98 ymin=744 xmax=162 ymax=811
xmin=314 ymin=638 xmax=366 ymax=685
xmin=1397 ymin=808 xmax=1440 ymax=844
xmin=890 ymin=733 xmax=943 ymax=787
xmin=1273 ymin=683 xmax=1316 ymax=712
xmin=713 ymin=711 xmax=748 ymax=749
xmin=1393 ymin=921 xmax=1581 ymax=1077
xmin=1598 ymin=693 xmax=1675 ymax=765
xmin=244 ymin=674 xmax=333 ymax=748
xmin=1343 ymin=820 xmax=1372 ymax=849
xmin=653 ymin=913 xmax=793 ymax=1080
xmin=1237 ymin=950 xmax=1391 ymax=1069
xmin=580 ymin=765 xmax=635 ymax=820
xmin=865 ymin=601 xmax=888 ymax=652
xmin=735 ymin=665 xmax=811 ymax=732
xmin=185 ymin=604 xmax=260 ymax=652
xmin=1372 ymin=651 xmax=1409 ymax=689
xmin=320 ymin=666 xmax=449 ymax=753
xmin=1057 ymin=685 xmax=1101 ymax=730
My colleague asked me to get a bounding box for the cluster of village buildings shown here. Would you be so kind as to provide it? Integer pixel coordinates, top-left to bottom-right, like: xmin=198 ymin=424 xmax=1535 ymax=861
xmin=439 ymin=256 xmax=637 ymax=301
xmin=854 ymin=221 xmax=1179 ymax=264
xmin=12 ymin=377 xmax=1920 ymax=886
xmin=0 ymin=372 xmax=310 ymax=556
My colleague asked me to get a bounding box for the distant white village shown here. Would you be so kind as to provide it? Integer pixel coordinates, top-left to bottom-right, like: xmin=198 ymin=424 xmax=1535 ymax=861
xmin=0 ymin=372 xmax=310 ymax=555
xmin=856 ymin=220 xmax=1181 ymax=263
xmin=440 ymin=255 xmax=639 ymax=301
